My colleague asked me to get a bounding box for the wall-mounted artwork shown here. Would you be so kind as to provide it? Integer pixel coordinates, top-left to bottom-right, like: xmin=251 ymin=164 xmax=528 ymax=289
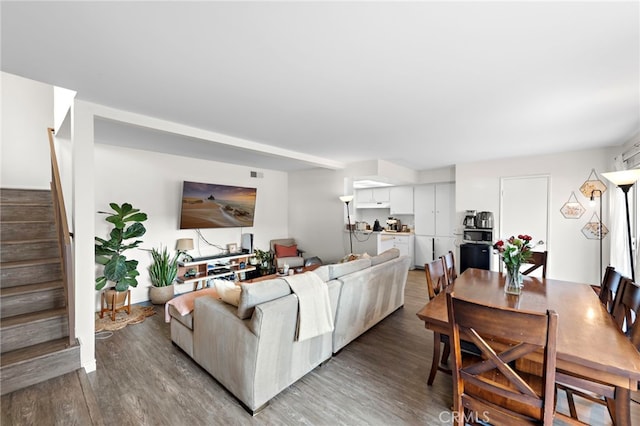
xmin=180 ymin=181 xmax=257 ymax=229
xmin=579 ymin=168 xmax=607 ymax=198
xmin=560 ymin=191 xmax=586 ymax=219
xmin=582 ymin=213 xmax=608 ymax=240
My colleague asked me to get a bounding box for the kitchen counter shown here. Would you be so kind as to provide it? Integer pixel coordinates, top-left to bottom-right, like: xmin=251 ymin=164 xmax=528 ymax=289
xmin=345 ymin=230 xmax=414 ymax=235
xmin=380 ymin=230 xmax=414 ymax=235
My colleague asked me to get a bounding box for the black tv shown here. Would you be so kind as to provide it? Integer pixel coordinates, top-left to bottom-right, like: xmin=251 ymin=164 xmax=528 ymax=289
xmin=180 ymin=181 xmax=256 ymax=229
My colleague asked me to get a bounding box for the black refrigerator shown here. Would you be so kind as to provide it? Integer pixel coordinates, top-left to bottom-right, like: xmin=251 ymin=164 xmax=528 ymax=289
xmin=460 ymin=243 xmax=491 ymax=273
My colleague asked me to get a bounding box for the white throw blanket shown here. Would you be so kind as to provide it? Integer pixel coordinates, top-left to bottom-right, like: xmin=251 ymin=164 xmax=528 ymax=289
xmin=283 ymin=272 xmax=334 ymax=342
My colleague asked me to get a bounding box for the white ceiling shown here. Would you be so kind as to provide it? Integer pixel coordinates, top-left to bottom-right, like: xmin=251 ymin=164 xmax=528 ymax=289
xmin=2 ymin=1 xmax=639 ymax=172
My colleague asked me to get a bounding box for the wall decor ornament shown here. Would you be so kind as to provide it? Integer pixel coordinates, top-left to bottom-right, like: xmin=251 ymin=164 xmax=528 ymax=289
xmin=579 ymin=168 xmax=607 ymax=198
xmin=582 ymin=212 xmax=609 ymax=240
xmin=560 ymin=191 xmax=586 ymax=219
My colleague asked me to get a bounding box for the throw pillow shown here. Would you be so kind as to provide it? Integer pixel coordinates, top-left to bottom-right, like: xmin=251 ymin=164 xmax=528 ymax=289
xmin=275 ymin=244 xmax=298 ymax=257
xmin=214 ymin=279 xmax=241 ymax=307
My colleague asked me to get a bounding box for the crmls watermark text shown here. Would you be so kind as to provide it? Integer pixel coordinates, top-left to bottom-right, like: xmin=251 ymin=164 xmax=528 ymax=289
xmin=439 ymin=410 xmax=490 ymax=424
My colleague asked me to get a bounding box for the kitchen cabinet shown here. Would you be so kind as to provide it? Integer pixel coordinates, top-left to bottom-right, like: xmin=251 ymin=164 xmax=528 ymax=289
xmin=414 ymin=182 xmax=455 ymax=236
xmin=390 ymin=186 xmax=414 ymax=215
xmin=414 ymin=236 xmax=457 ymax=268
xmin=414 ymin=182 xmax=456 ymax=269
xmin=435 ymin=183 xmax=455 ymax=236
xmin=414 ymin=185 xmax=435 ymax=235
xmin=414 ymin=235 xmax=433 ymax=268
xmin=355 ymin=187 xmax=390 ymax=208
xmin=377 ymin=233 xmax=414 ymax=269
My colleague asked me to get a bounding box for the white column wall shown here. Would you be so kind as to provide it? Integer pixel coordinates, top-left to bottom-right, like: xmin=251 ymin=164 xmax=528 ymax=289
xmin=288 ymin=168 xmax=347 ymax=264
xmin=72 ymin=100 xmax=96 ymax=372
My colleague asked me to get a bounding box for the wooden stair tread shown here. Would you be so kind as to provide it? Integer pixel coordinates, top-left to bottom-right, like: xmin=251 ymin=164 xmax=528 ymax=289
xmin=0 ymin=258 xmax=60 ymax=268
xmin=0 ymin=200 xmax=51 ymax=207
xmin=0 ymin=307 xmax=67 ymax=329
xmin=0 ymin=220 xmax=54 ymax=224
xmin=0 ymin=338 xmax=73 ymax=367
xmin=0 ymin=280 xmax=64 ymax=297
xmin=1 ymin=238 xmax=57 ymax=245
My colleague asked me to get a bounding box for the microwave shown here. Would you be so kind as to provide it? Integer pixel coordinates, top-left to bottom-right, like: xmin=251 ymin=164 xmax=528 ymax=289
xmin=463 ymin=229 xmax=493 ymax=243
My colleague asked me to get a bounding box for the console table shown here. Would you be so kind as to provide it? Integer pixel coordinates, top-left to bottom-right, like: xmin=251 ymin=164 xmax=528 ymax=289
xmin=244 ymin=264 xmax=320 ymax=283
xmin=177 ymin=253 xmax=257 ymax=290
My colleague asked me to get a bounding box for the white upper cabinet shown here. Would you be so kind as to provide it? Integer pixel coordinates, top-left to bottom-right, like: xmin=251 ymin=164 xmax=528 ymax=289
xmin=355 ymin=187 xmax=390 ymax=208
xmin=414 ymin=184 xmax=436 ymax=235
xmin=414 ymin=182 xmax=455 ymax=236
xmin=390 ymin=186 xmax=414 ymax=215
xmin=435 ymin=182 xmax=455 ymax=236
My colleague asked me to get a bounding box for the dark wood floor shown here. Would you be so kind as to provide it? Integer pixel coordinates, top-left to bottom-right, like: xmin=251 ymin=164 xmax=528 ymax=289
xmin=2 ymin=270 xmax=637 ymax=425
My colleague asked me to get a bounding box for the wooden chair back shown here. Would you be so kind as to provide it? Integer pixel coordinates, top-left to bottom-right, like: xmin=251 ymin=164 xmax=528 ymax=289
xmin=612 ymin=278 xmax=640 ymax=350
xmin=599 ymin=266 xmax=624 ymax=314
xmin=446 ymin=291 xmax=558 ymax=425
xmin=442 ymin=250 xmax=457 ymax=285
xmin=522 ymin=251 xmax=548 ymax=278
xmin=425 ymin=258 xmax=448 ymax=300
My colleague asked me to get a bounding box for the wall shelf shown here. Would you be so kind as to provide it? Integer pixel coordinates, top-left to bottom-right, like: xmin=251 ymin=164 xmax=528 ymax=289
xmin=177 ymin=253 xmax=257 ymax=289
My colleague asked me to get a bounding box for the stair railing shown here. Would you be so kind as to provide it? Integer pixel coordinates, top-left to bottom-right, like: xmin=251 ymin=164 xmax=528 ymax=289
xmin=47 ymin=128 xmax=75 ymax=345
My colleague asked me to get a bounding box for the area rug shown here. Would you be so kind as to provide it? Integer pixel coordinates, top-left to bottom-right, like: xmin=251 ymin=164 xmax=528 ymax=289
xmin=95 ymin=305 xmax=156 ymax=332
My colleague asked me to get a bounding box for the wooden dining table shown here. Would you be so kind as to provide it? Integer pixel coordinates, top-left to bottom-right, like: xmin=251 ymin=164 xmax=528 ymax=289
xmin=416 ymin=268 xmax=640 ymax=426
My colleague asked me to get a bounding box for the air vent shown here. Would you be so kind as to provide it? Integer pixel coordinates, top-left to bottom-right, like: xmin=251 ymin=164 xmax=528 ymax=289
xmin=250 ymin=171 xmax=264 ymax=178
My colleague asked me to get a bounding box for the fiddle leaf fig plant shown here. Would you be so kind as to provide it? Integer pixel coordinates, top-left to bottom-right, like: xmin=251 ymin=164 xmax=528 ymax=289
xmin=95 ymin=202 xmax=148 ymax=292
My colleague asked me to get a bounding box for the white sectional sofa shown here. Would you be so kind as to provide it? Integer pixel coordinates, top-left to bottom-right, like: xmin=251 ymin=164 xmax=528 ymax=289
xmin=169 ymin=248 xmax=411 ymax=414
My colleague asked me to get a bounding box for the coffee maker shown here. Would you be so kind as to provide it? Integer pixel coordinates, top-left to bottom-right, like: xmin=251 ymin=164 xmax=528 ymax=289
xmin=463 ymin=210 xmax=476 ymax=229
xmin=386 ymin=217 xmax=400 ymax=232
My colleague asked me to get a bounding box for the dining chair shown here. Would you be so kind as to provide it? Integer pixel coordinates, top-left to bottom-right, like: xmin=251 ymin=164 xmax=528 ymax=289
xmin=425 ymin=258 xmax=452 ymax=385
xmin=557 ymin=277 xmax=639 ymax=423
xmin=446 ymin=290 xmax=562 ymax=425
xmin=612 ymin=277 xmax=640 ymax=349
xmin=522 ymin=250 xmax=548 ymax=278
xmin=594 ymin=266 xmax=624 ymax=314
xmin=442 ymin=250 xmax=457 ymax=285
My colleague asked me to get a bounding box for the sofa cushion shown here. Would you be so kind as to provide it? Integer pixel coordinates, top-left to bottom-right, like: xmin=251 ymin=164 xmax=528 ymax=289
xmin=237 ymin=278 xmax=291 ymax=319
xmin=214 ymin=279 xmax=241 ymax=306
xmin=370 ymin=248 xmax=400 ymax=266
xmin=312 ymin=265 xmax=330 ymax=282
xmin=328 ymin=258 xmax=371 ymax=280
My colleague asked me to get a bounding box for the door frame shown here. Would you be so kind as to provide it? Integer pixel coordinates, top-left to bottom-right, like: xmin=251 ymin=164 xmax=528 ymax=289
xmin=498 ymin=174 xmax=551 ymax=272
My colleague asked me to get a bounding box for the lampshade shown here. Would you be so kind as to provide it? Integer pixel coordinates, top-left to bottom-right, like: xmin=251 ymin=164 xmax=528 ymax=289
xmin=339 ymin=195 xmax=354 ymax=203
xmin=601 ymin=169 xmax=640 ymax=187
xmin=176 ymin=238 xmax=194 ymax=251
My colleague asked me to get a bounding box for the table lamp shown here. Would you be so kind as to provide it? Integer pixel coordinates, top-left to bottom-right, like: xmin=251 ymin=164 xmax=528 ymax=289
xmin=340 ymin=195 xmax=354 ymax=255
xmin=601 ymin=169 xmax=640 ymax=281
xmin=176 ymin=238 xmax=194 ymax=262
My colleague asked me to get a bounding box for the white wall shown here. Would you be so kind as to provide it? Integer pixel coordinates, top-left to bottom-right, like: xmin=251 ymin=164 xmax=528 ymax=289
xmin=456 ymin=147 xmax=615 ymax=284
xmin=288 ymin=168 xmax=348 ymax=264
xmin=1 ymin=72 xmax=53 ymax=189
xmin=94 ymin=144 xmax=289 ymax=306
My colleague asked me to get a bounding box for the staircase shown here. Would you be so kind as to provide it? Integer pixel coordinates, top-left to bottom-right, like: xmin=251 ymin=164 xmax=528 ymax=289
xmin=0 ymin=188 xmax=80 ymax=395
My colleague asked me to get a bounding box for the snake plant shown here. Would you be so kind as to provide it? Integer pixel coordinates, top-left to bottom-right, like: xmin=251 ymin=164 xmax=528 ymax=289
xmin=148 ymin=246 xmax=179 ymax=287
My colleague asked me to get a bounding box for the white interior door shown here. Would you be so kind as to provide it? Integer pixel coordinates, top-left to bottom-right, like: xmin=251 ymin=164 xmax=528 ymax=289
xmin=500 ymin=175 xmax=550 ymax=275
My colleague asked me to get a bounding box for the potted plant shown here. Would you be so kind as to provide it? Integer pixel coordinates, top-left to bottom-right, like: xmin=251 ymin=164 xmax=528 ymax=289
xmin=253 ymin=248 xmax=274 ymax=275
xmin=148 ymin=245 xmax=179 ymax=304
xmin=95 ymin=202 xmax=148 ymax=312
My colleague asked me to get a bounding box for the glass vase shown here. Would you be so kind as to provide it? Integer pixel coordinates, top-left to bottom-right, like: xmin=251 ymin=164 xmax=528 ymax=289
xmin=504 ymin=264 xmax=522 ymax=295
